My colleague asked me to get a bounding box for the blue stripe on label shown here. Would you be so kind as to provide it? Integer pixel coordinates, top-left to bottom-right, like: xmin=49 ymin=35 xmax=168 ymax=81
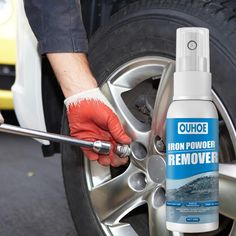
xmin=203 ymin=201 xmax=219 ymax=207
xmin=166 ymin=201 xmax=182 ymax=207
xmin=185 ymin=202 xmax=201 ymax=207
xmin=186 ymin=217 xmax=200 ymax=222
xmin=166 ymin=201 xmax=219 ymax=207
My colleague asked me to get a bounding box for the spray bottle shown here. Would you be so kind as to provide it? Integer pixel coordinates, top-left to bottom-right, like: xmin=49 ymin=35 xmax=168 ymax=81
xmin=166 ymin=27 xmax=219 ymax=233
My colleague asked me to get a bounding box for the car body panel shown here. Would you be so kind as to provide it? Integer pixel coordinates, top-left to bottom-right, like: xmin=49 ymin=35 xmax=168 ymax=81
xmin=0 ymin=39 xmax=15 ymax=65
xmin=0 ymin=0 xmax=16 ymax=65
xmin=12 ymin=0 xmax=48 ymax=144
xmin=0 ymin=89 xmax=13 ymax=109
xmin=0 ymin=0 xmax=16 ymax=109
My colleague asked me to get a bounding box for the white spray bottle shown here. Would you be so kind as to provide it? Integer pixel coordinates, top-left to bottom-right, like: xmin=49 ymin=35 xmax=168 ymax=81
xmin=166 ymin=27 xmax=219 ymax=233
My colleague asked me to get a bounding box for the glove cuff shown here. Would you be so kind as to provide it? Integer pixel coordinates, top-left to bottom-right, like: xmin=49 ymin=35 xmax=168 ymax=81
xmin=64 ymin=88 xmax=115 ymax=112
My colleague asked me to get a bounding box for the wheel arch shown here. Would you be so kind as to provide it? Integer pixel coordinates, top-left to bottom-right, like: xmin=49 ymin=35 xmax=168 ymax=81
xmin=81 ymin=0 xmax=137 ymax=37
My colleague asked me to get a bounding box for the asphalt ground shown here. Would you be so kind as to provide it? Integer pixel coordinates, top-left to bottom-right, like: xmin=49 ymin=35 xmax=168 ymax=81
xmin=0 ymin=112 xmax=77 ymax=236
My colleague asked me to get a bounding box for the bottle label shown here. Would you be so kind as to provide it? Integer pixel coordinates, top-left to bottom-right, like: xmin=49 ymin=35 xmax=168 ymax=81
xmin=166 ymin=118 xmax=219 ymax=224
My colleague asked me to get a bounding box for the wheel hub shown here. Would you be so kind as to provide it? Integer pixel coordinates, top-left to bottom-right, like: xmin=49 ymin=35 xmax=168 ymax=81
xmin=146 ymin=155 xmax=166 ymax=184
xmin=129 ymin=141 xmax=166 ymax=185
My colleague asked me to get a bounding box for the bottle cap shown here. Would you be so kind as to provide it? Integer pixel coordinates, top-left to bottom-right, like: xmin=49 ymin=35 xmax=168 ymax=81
xmin=176 ymin=27 xmax=209 ymax=72
xmin=174 ymin=27 xmax=212 ymax=101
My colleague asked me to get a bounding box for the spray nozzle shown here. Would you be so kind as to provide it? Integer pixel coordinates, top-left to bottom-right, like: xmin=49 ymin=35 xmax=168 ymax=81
xmin=176 ymin=28 xmax=210 ymax=73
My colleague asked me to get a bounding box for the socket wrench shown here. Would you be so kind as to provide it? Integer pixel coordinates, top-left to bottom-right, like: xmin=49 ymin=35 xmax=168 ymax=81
xmin=0 ymin=123 xmax=131 ymax=157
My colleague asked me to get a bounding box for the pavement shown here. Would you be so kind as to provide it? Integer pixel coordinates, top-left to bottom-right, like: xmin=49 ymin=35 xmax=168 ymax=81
xmin=0 ymin=122 xmax=77 ymax=236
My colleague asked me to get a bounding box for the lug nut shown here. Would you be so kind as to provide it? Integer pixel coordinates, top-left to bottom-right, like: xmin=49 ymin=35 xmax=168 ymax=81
xmin=128 ymin=172 xmax=147 ymax=192
xmin=147 ymin=155 xmax=166 ymax=184
xmin=131 ymin=141 xmax=147 ymax=160
xmin=154 ymin=136 xmax=166 ymax=153
xmin=153 ymin=187 xmax=166 ymax=208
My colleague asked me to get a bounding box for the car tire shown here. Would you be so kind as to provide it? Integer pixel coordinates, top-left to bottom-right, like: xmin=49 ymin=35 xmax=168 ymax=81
xmin=61 ymin=0 xmax=236 ymax=235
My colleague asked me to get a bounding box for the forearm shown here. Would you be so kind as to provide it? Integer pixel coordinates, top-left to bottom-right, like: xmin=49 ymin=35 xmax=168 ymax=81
xmin=24 ymin=1 xmax=93 ymax=97
xmin=47 ymin=53 xmax=97 ymax=98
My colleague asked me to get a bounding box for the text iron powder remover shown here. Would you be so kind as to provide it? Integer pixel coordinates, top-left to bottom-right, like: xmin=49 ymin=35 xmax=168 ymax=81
xmin=166 ymin=27 xmax=219 ymax=233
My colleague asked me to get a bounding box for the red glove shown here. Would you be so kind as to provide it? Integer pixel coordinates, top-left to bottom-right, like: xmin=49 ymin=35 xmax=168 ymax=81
xmin=64 ymin=88 xmax=131 ymax=167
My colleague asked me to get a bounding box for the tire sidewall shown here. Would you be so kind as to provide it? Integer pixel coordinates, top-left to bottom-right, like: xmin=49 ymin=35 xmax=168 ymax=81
xmin=63 ymin=2 xmax=236 ymax=235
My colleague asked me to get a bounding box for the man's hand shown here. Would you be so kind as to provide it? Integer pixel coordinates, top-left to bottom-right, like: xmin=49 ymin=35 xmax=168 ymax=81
xmin=46 ymin=53 xmax=131 ymax=166
xmin=65 ymin=88 xmax=131 ymax=167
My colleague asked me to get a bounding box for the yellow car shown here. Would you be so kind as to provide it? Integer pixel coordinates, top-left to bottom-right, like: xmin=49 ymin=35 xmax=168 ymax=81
xmin=0 ymin=0 xmax=16 ymax=110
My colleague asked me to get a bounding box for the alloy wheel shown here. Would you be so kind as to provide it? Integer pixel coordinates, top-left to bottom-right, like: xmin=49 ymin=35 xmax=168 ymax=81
xmin=84 ymin=56 xmax=236 ymax=236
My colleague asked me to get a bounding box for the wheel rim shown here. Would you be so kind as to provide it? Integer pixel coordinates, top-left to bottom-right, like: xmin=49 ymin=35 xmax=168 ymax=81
xmin=84 ymin=56 xmax=236 ymax=236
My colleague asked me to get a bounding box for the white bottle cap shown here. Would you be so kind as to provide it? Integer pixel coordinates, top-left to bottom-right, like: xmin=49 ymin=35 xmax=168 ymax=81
xmin=176 ymin=27 xmax=209 ymax=72
xmin=174 ymin=27 xmax=212 ymax=101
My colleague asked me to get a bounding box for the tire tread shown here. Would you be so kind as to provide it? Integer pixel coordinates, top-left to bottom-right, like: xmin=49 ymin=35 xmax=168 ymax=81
xmin=90 ymin=0 xmax=236 ymax=51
